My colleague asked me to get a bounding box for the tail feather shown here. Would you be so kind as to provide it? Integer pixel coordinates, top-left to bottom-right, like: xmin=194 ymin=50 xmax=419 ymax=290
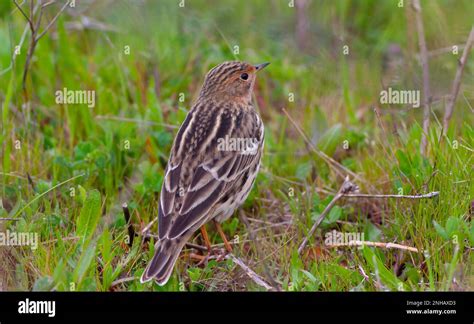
xmin=140 ymin=238 xmax=187 ymax=285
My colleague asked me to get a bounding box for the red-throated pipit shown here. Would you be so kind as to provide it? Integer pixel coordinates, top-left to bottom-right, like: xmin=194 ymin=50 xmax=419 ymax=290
xmin=141 ymin=61 xmax=269 ymax=285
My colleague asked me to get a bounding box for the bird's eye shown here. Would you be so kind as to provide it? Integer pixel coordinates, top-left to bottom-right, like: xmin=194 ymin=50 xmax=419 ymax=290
xmin=240 ymin=73 xmax=249 ymax=80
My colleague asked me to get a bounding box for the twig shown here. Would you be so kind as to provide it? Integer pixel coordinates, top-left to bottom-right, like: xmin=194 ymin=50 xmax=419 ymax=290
xmin=0 ymin=218 xmax=20 ymax=222
xmin=152 ymin=63 xmax=161 ymax=99
xmin=13 ymin=0 xmax=70 ymax=93
xmin=225 ymin=254 xmax=274 ymax=291
xmin=358 ymin=265 xmax=370 ymax=281
xmin=122 ymin=203 xmax=134 ymax=247
xmin=443 ymin=27 xmax=474 ymax=133
xmin=144 ymin=233 xmax=230 ymax=252
xmin=328 ymin=240 xmax=419 ymax=253
xmin=359 ymin=265 xmax=385 ymax=290
xmin=13 ymin=0 xmax=34 ymax=31
xmin=41 ymin=1 xmax=57 ymax=9
xmin=188 ymin=253 xmax=220 ymax=263
xmin=36 ymin=1 xmax=70 ymax=41
xmin=148 ymin=233 xmax=288 ymax=252
xmin=141 ymin=228 xmax=218 ymax=251
xmin=343 ymin=191 xmax=439 ymax=199
xmin=14 ymin=0 xmax=36 ymax=93
xmin=185 ymin=242 xmax=209 ymax=252
xmin=298 ymin=176 xmax=359 ymax=255
xmin=415 ymin=44 xmax=466 ymax=60
xmin=412 ymin=0 xmax=431 ymax=156
xmin=295 ymin=0 xmax=309 ymax=51
xmin=298 ymin=176 xmax=439 ymax=255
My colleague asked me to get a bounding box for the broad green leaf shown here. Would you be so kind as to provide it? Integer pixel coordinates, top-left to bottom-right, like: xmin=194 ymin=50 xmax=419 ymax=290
xmin=445 ymin=216 xmax=460 ymax=238
xmin=300 ymin=270 xmax=319 ymax=284
xmin=395 ymin=149 xmax=411 ymax=176
xmin=187 ymin=267 xmax=202 ymax=282
xmin=321 ymin=206 xmax=342 ymax=227
xmin=76 ymin=189 xmax=101 ymax=242
xmin=77 ymin=184 xmax=86 ymax=203
xmin=73 ymin=242 xmax=97 ymax=287
xmin=433 ymin=220 xmax=448 ymax=240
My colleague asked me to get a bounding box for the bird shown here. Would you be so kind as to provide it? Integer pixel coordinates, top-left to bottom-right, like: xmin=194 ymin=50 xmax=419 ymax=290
xmin=141 ymin=61 xmax=269 ymax=285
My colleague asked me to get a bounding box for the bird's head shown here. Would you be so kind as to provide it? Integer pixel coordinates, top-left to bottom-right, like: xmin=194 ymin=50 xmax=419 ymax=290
xmin=199 ymin=61 xmax=269 ymax=101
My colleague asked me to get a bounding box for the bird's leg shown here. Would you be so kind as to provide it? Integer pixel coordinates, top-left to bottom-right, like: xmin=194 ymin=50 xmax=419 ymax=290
xmin=200 ymin=225 xmax=212 ymax=253
xmin=213 ymin=220 xmax=233 ymax=253
xmin=187 ymin=252 xmax=207 ymax=262
xmin=196 ymin=225 xmax=212 ymax=266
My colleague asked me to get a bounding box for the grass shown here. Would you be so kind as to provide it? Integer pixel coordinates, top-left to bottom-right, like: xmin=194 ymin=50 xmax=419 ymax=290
xmin=0 ymin=0 xmax=473 ymax=291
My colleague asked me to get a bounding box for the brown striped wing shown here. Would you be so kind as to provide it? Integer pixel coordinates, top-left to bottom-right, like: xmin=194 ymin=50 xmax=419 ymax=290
xmin=157 ymin=106 xmax=264 ymax=240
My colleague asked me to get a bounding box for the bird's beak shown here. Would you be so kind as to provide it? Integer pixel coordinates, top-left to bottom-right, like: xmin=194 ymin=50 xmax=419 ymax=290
xmin=254 ymin=62 xmax=270 ymax=72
